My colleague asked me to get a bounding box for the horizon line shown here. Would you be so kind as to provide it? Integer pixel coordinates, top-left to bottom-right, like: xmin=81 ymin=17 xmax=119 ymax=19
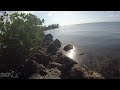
xmin=60 ymin=21 xmax=120 ymax=27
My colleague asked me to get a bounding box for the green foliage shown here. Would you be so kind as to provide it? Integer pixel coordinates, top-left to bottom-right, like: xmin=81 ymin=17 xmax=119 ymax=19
xmin=0 ymin=11 xmax=44 ymax=57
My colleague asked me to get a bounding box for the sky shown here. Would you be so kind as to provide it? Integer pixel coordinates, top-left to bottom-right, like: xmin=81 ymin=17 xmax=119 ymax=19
xmin=1 ymin=11 xmax=120 ymax=26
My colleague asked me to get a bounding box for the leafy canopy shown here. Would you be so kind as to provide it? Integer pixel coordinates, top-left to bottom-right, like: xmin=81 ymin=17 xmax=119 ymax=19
xmin=0 ymin=11 xmax=44 ymax=55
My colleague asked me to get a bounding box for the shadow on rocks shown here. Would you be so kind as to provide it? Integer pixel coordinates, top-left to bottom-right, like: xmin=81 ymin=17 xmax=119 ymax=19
xmin=19 ymin=60 xmax=48 ymax=79
xmin=30 ymin=53 xmax=53 ymax=67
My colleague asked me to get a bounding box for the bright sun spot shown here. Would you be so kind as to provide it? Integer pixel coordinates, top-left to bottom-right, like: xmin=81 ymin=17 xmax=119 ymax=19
xmin=66 ymin=46 xmax=76 ymax=59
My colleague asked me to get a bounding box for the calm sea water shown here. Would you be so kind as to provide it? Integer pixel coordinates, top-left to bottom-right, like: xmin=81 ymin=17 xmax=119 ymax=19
xmin=45 ymin=22 xmax=120 ymax=78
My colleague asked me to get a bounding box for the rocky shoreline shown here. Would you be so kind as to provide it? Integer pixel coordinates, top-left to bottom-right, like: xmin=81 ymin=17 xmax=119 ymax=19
xmin=0 ymin=34 xmax=104 ymax=79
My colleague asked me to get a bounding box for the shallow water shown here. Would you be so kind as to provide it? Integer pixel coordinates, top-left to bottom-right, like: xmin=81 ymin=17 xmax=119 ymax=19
xmin=45 ymin=22 xmax=120 ymax=78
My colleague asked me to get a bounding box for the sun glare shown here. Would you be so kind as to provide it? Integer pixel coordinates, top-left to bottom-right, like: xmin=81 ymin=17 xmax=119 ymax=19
xmin=66 ymin=46 xmax=76 ymax=59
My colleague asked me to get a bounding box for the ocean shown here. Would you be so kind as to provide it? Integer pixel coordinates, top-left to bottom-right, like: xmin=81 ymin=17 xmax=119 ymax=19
xmin=45 ymin=22 xmax=120 ymax=78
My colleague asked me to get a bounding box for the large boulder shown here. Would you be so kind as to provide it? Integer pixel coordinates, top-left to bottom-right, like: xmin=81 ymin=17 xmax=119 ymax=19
xmin=63 ymin=44 xmax=73 ymax=51
xmin=44 ymin=34 xmax=53 ymax=42
xmin=30 ymin=53 xmax=52 ymax=67
xmin=20 ymin=60 xmax=48 ymax=78
xmin=47 ymin=44 xmax=58 ymax=55
xmin=47 ymin=62 xmax=62 ymax=70
xmin=58 ymin=55 xmax=77 ymax=69
xmin=46 ymin=34 xmax=53 ymax=39
xmin=57 ymin=56 xmax=78 ymax=79
xmin=42 ymin=34 xmax=54 ymax=47
xmin=70 ymin=64 xmax=104 ymax=79
xmin=53 ymin=39 xmax=61 ymax=48
xmin=56 ymin=51 xmax=63 ymax=57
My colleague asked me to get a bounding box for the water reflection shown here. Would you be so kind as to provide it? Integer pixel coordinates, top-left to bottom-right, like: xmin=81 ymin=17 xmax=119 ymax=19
xmin=66 ymin=46 xmax=76 ymax=60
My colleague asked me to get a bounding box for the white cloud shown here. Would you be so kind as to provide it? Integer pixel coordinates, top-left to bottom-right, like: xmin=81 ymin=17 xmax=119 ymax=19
xmin=53 ymin=18 xmax=57 ymax=21
xmin=47 ymin=11 xmax=73 ymax=17
xmin=63 ymin=12 xmax=73 ymax=15
xmin=109 ymin=14 xmax=120 ymax=17
xmin=48 ymin=13 xmax=53 ymax=17
xmin=106 ymin=11 xmax=120 ymax=17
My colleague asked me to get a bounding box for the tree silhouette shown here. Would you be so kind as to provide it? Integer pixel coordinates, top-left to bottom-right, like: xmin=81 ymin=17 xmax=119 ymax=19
xmin=42 ymin=19 xmax=45 ymax=23
xmin=0 ymin=11 xmax=44 ymax=68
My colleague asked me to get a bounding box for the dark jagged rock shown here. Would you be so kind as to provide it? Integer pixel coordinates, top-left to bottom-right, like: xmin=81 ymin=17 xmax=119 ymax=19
xmin=44 ymin=68 xmax=61 ymax=79
xmin=44 ymin=34 xmax=53 ymax=42
xmin=63 ymin=44 xmax=73 ymax=51
xmin=42 ymin=34 xmax=54 ymax=47
xmin=38 ymin=48 xmax=47 ymax=55
xmin=50 ymin=55 xmax=60 ymax=63
xmin=20 ymin=60 xmax=48 ymax=78
xmin=47 ymin=44 xmax=58 ymax=55
xmin=47 ymin=62 xmax=62 ymax=70
xmin=79 ymin=53 xmax=85 ymax=55
xmin=58 ymin=55 xmax=77 ymax=69
xmin=70 ymin=64 xmax=104 ymax=79
xmin=46 ymin=34 xmax=53 ymax=39
xmin=30 ymin=53 xmax=52 ymax=67
xmin=70 ymin=65 xmax=85 ymax=79
xmin=56 ymin=55 xmax=79 ymax=79
xmin=56 ymin=51 xmax=63 ymax=57
xmin=56 ymin=55 xmax=78 ymax=79
xmin=47 ymin=39 xmax=61 ymax=55
xmin=53 ymin=39 xmax=61 ymax=48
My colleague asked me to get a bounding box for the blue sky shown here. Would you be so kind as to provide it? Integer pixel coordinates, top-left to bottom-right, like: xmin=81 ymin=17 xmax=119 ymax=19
xmin=1 ymin=11 xmax=120 ymax=26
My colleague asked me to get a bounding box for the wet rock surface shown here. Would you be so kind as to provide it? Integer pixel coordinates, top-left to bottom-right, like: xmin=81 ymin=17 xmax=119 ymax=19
xmin=70 ymin=64 xmax=104 ymax=79
xmin=63 ymin=44 xmax=73 ymax=51
xmin=47 ymin=62 xmax=62 ymax=70
xmin=44 ymin=34 xmax=53 ymax=42
xmin=53 ymin=39 xmax=61 ymax=48
xmin=47 ymin=44 xmax=58 ymax=55
xmin=30 ymin=53 xmax=52 ymax=67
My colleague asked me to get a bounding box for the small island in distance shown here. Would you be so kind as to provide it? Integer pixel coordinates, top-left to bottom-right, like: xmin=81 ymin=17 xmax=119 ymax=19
xmin=43 ymin=24 xmax=60 ymax=31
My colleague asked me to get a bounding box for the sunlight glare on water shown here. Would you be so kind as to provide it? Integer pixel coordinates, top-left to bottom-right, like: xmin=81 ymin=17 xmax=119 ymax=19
xmin=66 ymin=45 xmax=76 ymax=59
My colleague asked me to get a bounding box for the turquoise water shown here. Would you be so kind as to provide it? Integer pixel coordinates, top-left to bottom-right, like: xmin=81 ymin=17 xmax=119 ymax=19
xmin=45 ymin=22 xmax=120 ymax=78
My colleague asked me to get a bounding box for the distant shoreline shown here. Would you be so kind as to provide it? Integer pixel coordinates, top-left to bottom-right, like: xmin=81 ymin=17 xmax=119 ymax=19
xmin=44 ymin=27 xmax=59 ymax=31
xmin=61 ymin=22 xmax=120 ymax=27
